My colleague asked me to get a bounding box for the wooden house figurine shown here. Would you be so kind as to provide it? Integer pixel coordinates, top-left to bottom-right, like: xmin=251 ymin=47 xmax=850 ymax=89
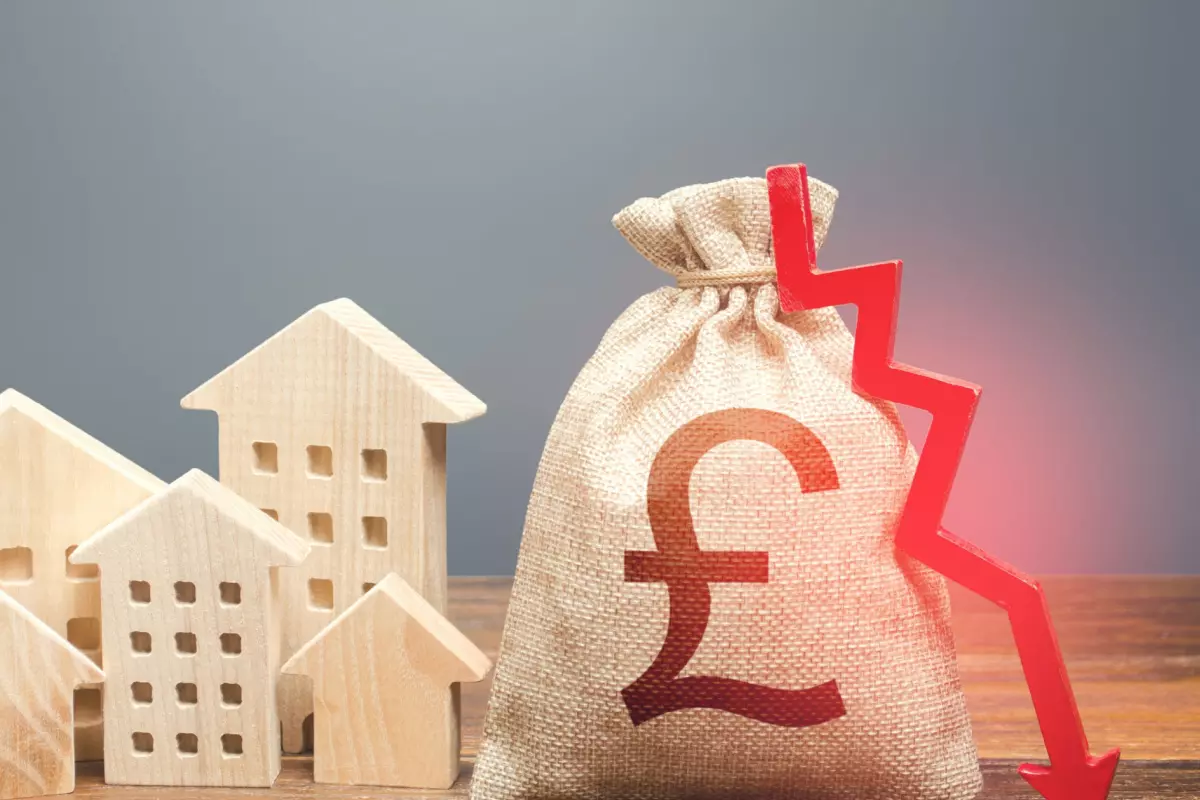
xmin=281 ymin=573 xmax=491 ymax=789
xmin=0 ymin=587 xmax=105 ymax=800
xmin=68 ymin=469 xmax=310 ymax=787
xmin=179 ymin=298 xmax=486 ymax=752
xmin=0 ymin=388 xmax=164 ymax=760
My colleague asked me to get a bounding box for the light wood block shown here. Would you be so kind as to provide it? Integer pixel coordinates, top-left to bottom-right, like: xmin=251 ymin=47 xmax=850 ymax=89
xmin=69 ymin=470 xmax=310 ymax=787
xmin=180 ymin=298 xmax=486 ymax=753
xmin=0 ymin=587 xmax=105 ymax=799
xmin=281 ymin=573 xmax=491 ymax=789
xmin=0 ymin=389 xmax=165 ymax=761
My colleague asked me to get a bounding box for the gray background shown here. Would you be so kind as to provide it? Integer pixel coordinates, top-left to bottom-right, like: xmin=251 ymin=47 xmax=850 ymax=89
xmin=0 ymin=2 xmax=1195 ymax=575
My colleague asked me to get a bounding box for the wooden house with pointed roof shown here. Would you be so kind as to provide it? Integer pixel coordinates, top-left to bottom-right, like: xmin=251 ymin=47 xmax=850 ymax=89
xmin=0 ymin=587 xmax=105 ymax=799
xmin=179 ymin=298 xmax=485 ymax=752
xmin=282 ymin=573 xmax=491 ymax=789
xmin=0 ymin=388 xmax=165 ymax=760
xmin=69 ymin=469 xmax=310 ymax=787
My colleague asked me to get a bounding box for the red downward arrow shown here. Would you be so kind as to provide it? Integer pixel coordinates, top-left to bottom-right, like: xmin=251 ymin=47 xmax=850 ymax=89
xmin=767 ymin=164 xmax=1120 ymax=800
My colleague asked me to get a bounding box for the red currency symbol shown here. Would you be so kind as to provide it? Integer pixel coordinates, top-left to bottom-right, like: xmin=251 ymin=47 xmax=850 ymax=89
xmin=623 ymin=407 xmax=847 ymax=727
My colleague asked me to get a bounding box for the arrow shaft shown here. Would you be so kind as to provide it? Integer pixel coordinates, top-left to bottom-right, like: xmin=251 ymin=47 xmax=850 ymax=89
xmin=913 ymin=525 xmax=1090 ymax=767
xmin=1007 ymin=585 xmax=1091 ymax=765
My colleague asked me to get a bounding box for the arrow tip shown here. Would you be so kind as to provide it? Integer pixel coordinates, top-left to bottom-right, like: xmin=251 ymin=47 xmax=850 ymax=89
xmin=1020 ymin=749 xmax=1120 ymax=800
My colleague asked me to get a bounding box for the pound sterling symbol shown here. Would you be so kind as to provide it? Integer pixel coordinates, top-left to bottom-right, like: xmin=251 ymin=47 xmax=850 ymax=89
xmin=622 ymin=407 xmax=847 ymax=727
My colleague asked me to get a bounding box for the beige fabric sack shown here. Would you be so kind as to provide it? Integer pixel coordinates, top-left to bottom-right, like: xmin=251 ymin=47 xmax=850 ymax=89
xmin=471 ymin=174 xmax=982 ymax=800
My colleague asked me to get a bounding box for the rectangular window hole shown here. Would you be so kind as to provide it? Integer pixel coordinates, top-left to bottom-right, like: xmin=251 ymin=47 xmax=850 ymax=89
xmin=65 ymin=546 xmax=98 ymax=580
xmin=308 ymin=578 xmax=333 ymax=611
xmin=0 ymin=546 xmax=33 ymax=583
xmin=362 ymin=582 xmax=376 ymax=595
xmin=75 ymin=687 xmax=102 ymax=722
xmin=308 ymin=512 xmax=333 ymax=544
xmin=174 ymin=581 xmax=196 ymax=605
xmin=174 ymin=632 xmax=197 ymax=655
xmin=220 ymin=683 xmax=242 ymax=707
xmin=176 ymin=732 xmax=198 ymax=756
xmin=221 ymin=733 xmax=243 ymax=757
xmin=68 ymin=617 xmax=102 ymax=651
xmin=131 ymin=682 xmax=153 ymax=706
xmin=361 ymin=448 xmax=387 ymax=481
xmin=176 ymin=682 xmax=197 ymax=706
xmin=362 ymin=516 xmax=388 ymax=549
xmin=219 ymin=582 xmax=241 ymax=605
xmin=220 ymin=632 xmax=242 ymax=655
xmin=307 ymin=445 xmax=333 ymax=477
xmin=252 ymin=441 xmax=278 ymax=474
xmin=132 ymin=732 xmax=154 ymax=755
xmin=261 ymin=508 xmax=279 ymax=521
xmin=129 ymin=580 xmax=151 ymax=604
xmin=130 ymin=631 xmax=152 ymax=654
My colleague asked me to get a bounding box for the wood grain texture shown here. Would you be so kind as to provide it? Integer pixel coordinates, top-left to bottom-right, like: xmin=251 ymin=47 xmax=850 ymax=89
xmin=951 ymin=576 xmax=1200 ymax=762
xmin=0 ymin=388 xmax=165 ymax=761
xmin=281 ymin=574 xmax=491 ymax=789
xmin=180 ymin=298 xmax=486 ymax=754
xmin=69 ymin=576 xmax=1199 ymax=799
xmin=69 ymin=470 xmax=310 ymax=788
xmin=0 ymin=587 xmax=104 ymax=800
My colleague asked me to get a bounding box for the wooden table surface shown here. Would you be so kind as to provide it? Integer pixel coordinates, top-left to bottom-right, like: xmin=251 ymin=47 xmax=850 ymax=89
xmin=75 ymin=576 xmax=1199 ymax=799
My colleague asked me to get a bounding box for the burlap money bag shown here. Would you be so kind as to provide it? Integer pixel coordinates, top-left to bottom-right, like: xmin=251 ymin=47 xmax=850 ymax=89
xmin=471 ymin=175 xmax=982 ymax=800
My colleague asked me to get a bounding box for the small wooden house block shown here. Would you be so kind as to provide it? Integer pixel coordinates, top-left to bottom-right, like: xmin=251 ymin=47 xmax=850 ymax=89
xmin=0 ymin=388 xmax=165 ymax=760
xmin=180 ymin=298 xmax=486 ymax=752
xmin=69 ymin=469 xmax=310 ymax=787
xmin=281 ymin=573 xmax=491 ymax=789
xmin=0 ymin=587 xmax=105 ymax=800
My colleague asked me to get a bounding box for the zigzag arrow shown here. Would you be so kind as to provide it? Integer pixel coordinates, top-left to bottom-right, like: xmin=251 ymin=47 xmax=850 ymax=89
xmin=767 ymin=164 xmax=1120 ymax=800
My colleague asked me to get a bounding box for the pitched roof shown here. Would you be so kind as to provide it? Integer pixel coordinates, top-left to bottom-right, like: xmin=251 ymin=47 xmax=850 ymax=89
xmin=282 ymin=573 xmax=491 ymax=683
xmin=180 ymin=298 xmax=486 ymax=423
xmin=70 ymin=468 xmax=310 ymax=567
xmin=0 ymin=587 xmax=105 ymax=685
xmin=0 ymin=389 xmax=164 ymax=494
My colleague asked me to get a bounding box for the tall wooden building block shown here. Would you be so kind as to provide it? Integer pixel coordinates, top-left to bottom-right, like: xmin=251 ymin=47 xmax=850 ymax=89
xmin=0 ymin=388 xmax=165 ymax=760
xmin=180 ymin=298 xmax=486 ymax=753
xmin=282 ymin=573 xmax=491 ymax=789
xmin=0 ymin=587 xmax=105 ymax=800
xmin=69 ymin=469 xmax=310 ymax=787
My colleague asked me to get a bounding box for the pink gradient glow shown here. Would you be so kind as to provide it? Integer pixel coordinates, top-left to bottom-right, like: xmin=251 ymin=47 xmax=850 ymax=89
xmin=835 ymin=224 xmax=1151 ymax=574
